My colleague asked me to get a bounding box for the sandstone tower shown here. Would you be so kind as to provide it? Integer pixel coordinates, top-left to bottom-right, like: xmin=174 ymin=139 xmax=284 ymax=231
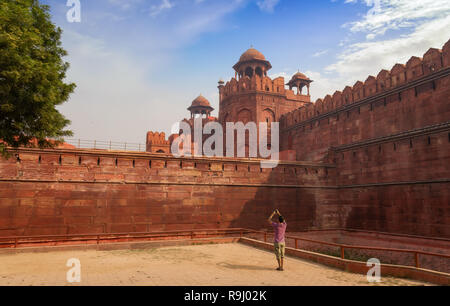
xmin=218 ymin=47 xmax=312 ymax=128
xmin=165 ymin=48 xmax=314 ymax=157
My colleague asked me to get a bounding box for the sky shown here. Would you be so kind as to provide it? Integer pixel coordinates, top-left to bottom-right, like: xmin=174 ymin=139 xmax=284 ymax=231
xmin=41 ymin=0 xmax=450 ymax=144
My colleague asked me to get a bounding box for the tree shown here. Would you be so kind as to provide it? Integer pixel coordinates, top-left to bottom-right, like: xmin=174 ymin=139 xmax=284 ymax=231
xmin=0 ymin=0 xmax=75 ymax=156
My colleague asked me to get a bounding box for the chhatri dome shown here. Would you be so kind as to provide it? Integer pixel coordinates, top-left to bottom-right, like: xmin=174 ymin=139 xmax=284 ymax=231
xmin=287 ymin=71 xmax=313 ymax=96
xmin=187 ymin=94 xmax=214 ymax=118
xmin=290 ymin=71 xmax=310 ymax=81
xmin=238 ymin=48 xmax=267 ymax=62
xmin=233 ymin=47 xmax=272 ymax=79
xmin=190 ymin=95 xmax=211 ymax=107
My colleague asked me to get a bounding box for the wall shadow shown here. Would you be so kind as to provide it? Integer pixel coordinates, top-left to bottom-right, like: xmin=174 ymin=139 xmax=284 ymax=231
xmin=227 ymin=166 xmax=319 ymax=233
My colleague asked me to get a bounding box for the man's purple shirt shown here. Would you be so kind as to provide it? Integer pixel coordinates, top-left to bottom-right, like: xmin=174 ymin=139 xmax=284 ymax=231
xmin=272 ymin=222 xmax=287 ymax=243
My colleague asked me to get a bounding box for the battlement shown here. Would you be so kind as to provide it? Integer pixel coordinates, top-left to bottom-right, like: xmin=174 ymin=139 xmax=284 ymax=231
xmin=220 ymin=75 xmax=312 ymax=103
xmin=146 ymin=131 xmax=170 ymax=145
xmin=281 ymin=39 xmax=450 ymax=129
xmin=2 ymin=147 xmax=334 ymax=187
xmin=221 ymin=75 xmax=285 ymax=97
xmin=146 ymin=131 xmax=171 ymax=154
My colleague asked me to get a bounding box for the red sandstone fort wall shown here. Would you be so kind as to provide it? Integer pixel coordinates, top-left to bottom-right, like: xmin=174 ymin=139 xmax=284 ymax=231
xmin=281 ymin=71 xmax=449 ymax=161
xmin=3 ymin=143 xmax=446 ymax=238
xmin=278 ymin=41 xmax=450 ymax=238
xmin=338 ymin=183 xmax=449 ymax=237
xmin=0 ymin=42 xmax=449 ymax=240
xmin=282 ymin=73 xmax=450 ymax=162
xmin=0 ymin=149 xmax=337 ymax=237
xmin=334 ymin=127 xmax=450 ymax=237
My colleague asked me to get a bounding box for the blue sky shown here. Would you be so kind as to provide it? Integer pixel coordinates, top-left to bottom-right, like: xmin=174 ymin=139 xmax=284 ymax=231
xmin=41 ymin=0 xmax=450 ymax=144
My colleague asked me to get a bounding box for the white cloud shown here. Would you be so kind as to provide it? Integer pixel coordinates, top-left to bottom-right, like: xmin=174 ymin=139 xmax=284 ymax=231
xmin=344 ymin=0 xmax=450 ymax=39
xmin=305 ymin=0 xmax=450 ymax=101
xmin=173 ymin=0 xmax=245 ymax=39
xmin=58 ymin=31 xmax=188 ymax=143
xmin=312 ymin=50 xmax=329 ymax=57
xmin=256 ymin=0 xmax=280 ymax=13
xmin=269 ymin=71 xmax=290 ymax=81
xmin=328 ymin=15 xmax=450 ymax=78
xmin=150 ymin=0 xmax=174 ymax=17
xmin=304 ymin=70 xmax=339 ymax=101
xmin=108 ymin=0 xmax=143 ymax=11
xmin=54 ymin=0 xmax=252 ymax=143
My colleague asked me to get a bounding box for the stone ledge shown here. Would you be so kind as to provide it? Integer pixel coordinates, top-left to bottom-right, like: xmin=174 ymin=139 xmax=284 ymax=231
xmin=0 ymin=237 xmax=240 ymax=255
xmin=331 ymin=121 xmax=450 ymax=152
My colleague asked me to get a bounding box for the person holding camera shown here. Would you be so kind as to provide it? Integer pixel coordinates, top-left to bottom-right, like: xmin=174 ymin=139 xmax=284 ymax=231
xmin=267 ymin=209 xmax=287 ymax=271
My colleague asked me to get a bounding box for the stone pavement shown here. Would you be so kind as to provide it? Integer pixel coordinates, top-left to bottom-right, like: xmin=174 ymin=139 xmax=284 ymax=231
xmin=0 ymin=243 xmax=431 ymax=286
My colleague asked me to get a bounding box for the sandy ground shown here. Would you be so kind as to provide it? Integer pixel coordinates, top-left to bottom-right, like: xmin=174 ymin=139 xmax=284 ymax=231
xmin=0 ymin=243 xmax=431 ymax=286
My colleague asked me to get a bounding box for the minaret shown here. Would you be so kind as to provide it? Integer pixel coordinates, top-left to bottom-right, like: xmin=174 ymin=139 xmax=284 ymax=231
xmin=218 ymin=79 xmax=225 ymax=103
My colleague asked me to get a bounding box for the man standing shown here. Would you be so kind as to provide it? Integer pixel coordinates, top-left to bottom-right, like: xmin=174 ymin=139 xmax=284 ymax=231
xmin=268 ymin=209 xmax=287 ymax=271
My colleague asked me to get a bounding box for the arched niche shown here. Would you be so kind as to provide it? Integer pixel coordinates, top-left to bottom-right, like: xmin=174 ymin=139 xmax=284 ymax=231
xmin=262 ymin=108 xmax=275 ymax=124
xmin=237 ymin=108 xmax=252 ymax=124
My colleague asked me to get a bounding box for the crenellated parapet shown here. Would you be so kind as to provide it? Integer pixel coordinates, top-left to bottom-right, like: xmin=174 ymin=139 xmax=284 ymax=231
xmin=146 ymin=131 xmax=169 ymax=145
xmin=220 ymin=75 xmax=288 ymax=99
xmin=281 ymin=39 xmax=450 ymax=129
xmin=219 ymin=74 xmax=312 ymax=107
xmin=146 ymin=131 xmax=171 ymax=154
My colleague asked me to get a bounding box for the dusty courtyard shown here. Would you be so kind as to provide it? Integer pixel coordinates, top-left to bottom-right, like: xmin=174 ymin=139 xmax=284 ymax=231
xmin=0 ymin=243 xmax=430 ymax=286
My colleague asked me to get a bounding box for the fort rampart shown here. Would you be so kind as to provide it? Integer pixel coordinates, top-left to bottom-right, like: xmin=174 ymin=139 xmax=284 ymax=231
xmin=0 ymin=41 xmax=449 ymax=240
xmin=0 ymin=149 xmax=337 ymax=237
xmin=277 ymin=42 xmax=450 ymax=238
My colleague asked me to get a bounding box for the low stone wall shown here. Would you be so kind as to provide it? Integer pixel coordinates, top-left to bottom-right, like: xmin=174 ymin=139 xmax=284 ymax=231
xmin=239 ymin=237 xmax=450 ymax=285
xmin=244 ymin=229 xmax=450 ymax=273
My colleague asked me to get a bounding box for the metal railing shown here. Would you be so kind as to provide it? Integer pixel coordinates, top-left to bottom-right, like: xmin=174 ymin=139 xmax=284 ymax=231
xmin=246 ymin=229 xmax=450 ymax=272
xmin=65 ymin=139 xmax=146 ymax=152
xmin=0 ymin=228 xmax=251 ymax=249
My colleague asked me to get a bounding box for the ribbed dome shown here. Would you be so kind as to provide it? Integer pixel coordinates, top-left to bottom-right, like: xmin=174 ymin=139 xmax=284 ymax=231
xmin=191 ymin=95 xmax=211 ymax=107
xmin=238 ymin=48 xmax=267 ymax=63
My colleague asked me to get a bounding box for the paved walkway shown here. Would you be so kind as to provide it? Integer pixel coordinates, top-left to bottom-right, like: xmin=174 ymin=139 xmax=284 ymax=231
xmin=0 ymin=243 xmax=430 ymax=286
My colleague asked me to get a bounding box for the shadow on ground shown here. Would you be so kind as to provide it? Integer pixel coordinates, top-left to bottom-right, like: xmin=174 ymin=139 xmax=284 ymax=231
xmin=217 ymin=262 xmax=274 ymax=271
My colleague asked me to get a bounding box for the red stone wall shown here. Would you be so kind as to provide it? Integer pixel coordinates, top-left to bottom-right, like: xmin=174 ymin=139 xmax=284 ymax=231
xmin=281 ymin=42 xmax=450 ymax=157
xmin=282 ymin=73 xmax=450 ymax=161
xmin=278 ymin=41 xmax=450 ymax=238
xmin=338 ymin=183 xmax=449 ymax=237
xmin=334 ymin=75 xmax=450 ymax=238
xmin=0 ymin=149 xmax=336 ymax=237
xmin=334 ymin=129 xmax=450 ymax=185
xmin=333 ymin=128 xmax=450 ymax=236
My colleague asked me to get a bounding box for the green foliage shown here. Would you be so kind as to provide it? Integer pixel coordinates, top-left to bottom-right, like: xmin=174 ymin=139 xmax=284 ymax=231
xmin=0 ymin=0 xmax=75 ymax=156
